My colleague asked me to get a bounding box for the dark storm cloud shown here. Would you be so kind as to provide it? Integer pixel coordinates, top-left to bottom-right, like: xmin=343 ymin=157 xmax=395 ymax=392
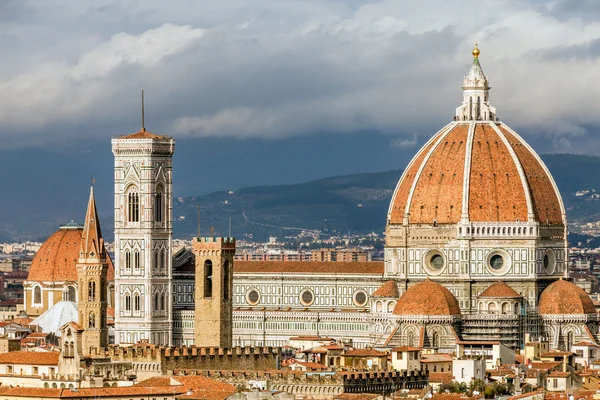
xmin=1 ymin=0 xmax=600 ymax=151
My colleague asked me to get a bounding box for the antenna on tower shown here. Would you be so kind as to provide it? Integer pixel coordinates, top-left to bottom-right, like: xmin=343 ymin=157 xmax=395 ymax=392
xmin=228 ymin=217 xmax=232 ymax=238
xmin=197 ymin=205 xmax=201 ymax=238
xmin=141 ymin=89 xmax=146 ymax=131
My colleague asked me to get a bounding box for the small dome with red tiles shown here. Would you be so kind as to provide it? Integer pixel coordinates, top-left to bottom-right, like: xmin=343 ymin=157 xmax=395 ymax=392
xmin=393 ymin=280 xmax=461 ymax=316
xmin=28 ymin=224 xmax=114 ymax=283
xmin=479 ymin=282 xmax=521 ymax=299
xmin=538 ymin=279 xmax=595 ymax=315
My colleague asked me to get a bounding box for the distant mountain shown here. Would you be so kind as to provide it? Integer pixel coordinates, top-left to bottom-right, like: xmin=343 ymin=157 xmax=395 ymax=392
xmin=4 ymin=153 xmax=600 ymax=243
xmin=172 ymin=154 xmax=600 ymax=241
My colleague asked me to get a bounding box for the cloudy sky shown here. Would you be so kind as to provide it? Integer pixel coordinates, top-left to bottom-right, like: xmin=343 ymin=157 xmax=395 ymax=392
xmin=2 ymin=0 xmax=600 ymax=150
xmin=1 ymin=0 xmax=600 ymax=238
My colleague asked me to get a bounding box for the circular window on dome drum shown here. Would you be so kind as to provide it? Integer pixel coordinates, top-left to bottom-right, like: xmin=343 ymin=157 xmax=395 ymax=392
xmin=490 ymin=255 xmax=504 ymax=270
xmin=543 ymin=249 xmax=556 ymax=275
xmin=300 ymin=289 xmax=314 ymax=306
xmin=353 ymin=290 xmax=368 ymax=307
xmin=424 ymin=250 xmax=446 ymax=275
xmin=246 ymin=289 xmax=260 ymax=305
xmin=485 ymin=249 xmax=511 ymax=275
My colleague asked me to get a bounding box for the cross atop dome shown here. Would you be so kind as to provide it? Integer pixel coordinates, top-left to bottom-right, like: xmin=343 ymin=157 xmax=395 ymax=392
xmin=455 ymin=43 xmax=497 ymax=121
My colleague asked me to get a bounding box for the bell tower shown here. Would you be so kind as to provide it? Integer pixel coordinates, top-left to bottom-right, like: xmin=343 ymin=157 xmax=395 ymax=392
xmin=76 ymin=186 xmax=108 ymax=353
xmin=112 ymin=96 xmax=175 ymax=345
xmin=193 ymin=237 xmax=235 ymax=348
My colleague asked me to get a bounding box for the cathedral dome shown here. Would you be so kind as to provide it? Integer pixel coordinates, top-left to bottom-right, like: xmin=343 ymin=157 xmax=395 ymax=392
xmin=387 ymin=47 xmax=564 ymax=227
xmin=538 ymin=279 xmax=595 ymax=315
xmin=393 ymin=280 xmax=461 ymax=316
xmin=28 ymin=224 xmax=114 ymax=283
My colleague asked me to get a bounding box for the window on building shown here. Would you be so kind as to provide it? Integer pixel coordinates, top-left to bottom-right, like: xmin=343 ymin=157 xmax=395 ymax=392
xmin=67 ymin=286 xmax=76 ymax=302
xmin=223 ymin=260 xmax=230 ymax=300
xmin=154 ymin=251 xmax=159 ymax=271
xmin=432 ymin=332 xmax=440 ymax=348
xmin=134 ymin=250 xmax=140 ymax=270
xmin=125 ymin=250 xmax=131 ymax=270
xmin=89 ymin=312 xmax=96 ymax=328
xmin=204 ymin=260 xmax=213 ymax=298
xmin=155 ymin=187 xmax=163 ymax=223
xmin=33 ymin=286 xmax=42 ymax=304
xmin=160 ymin=293 xmax=165 ymax=311
xmin=33 ymin=367 xmax=38 ymax=375
xmin=553 ymin=379 xmax=557 ymax=389
xmin=154 ymin=293 xmax=160 ymax=311
xmin=134 ymin=293 xmax=140 ymax=312
xmin=128 ymin=189 xmax=140 ymax=223
xmin=125 ymin=294 xmax=131 ymax=311
xmin=88 ymin=281 xmax=96 ymax=302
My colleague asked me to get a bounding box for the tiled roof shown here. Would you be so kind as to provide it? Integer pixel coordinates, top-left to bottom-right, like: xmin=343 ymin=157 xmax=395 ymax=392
xmin=27 ymin=226 xmax=115 ymax=282
xmin=334 ymin=394 xmax=382 ymax=400
xmin=540 ymin=350 xmax=573 ymax=357
xmin=119 ymin=129 xmax=169 ymax=140
xmin=0 ymin=350 xmax=59 ymax=365
xmin=389 ymin=122 xmax=563 ymax=225
xmin=372 ymin=280 xmax=400 ymax=298
xmin=0 ymin=386 xmax=200 ymax=398
xmin=478 ymin=282 xmax=521 ymax=298
xmin=548 ymin=371 xmax=569 ymax=377
xmin=235 ymin=261 xmax=384 ymax=275
xmin=344 ymin=349 xmax=387 ymax=357
xmin=137 ymin=375 xmax=235 ymax=393
xmin=421 ymin=354 xmax=452 ymax=363
xmin=391 ymin=346 xmax=422 ymax=352
xmin=539 ymin=279 xmax=595 ymax=315
xmin=294 ymin=361 xmax=328 ymax=370
xmin=393 ymin=280 xmax=461 ymax=316
xmin=428 ymin=372 xmax=454 ymax=384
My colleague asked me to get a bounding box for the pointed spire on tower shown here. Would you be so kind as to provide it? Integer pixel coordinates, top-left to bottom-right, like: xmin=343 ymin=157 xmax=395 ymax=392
xmin=80 ymin=185 xmax=104 ymax=261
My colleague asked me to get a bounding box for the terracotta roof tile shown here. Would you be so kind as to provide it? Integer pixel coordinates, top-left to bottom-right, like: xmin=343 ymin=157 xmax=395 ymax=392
xmin=389 ymin=122 xmax=564 ymax=226
xmin=344 ymin=349 xmax=387 ymax=357
xmin=500 ymin=126 xmax=562 ymax=225
xmin=119 ymin=129 xmax=169 ymax=140
xmin=372 ymin=280 xmax=400 ymax=298
xmin=0 ymin=351 xmax=59 ymax=365
xmin=234 ymin=261 xmax=383 ymax=275
xmin=27 ymin=227 xmax=114 ymax=282
xmin=469 ymin=124 xmax=528 ymax=222
xmin=408 ymin=124 xmax=468 ymax=224
xmin=428 ymin=372 xmax=454 ymax=384
xmin=538 ymin=280 xmax=595 ymax=315
xmin=335 ymin=394 xmax=382 ymax=400
xmin=393 ymin=280 xmax=461 ymax=316
xmin=478 ymin=282 xmax=521 ymax=298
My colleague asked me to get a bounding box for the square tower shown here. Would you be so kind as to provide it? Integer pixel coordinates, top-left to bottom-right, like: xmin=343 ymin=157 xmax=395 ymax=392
xmin=112 ymin=129 xmax=175 ymax=346
xmin=193 ymin=237 xmax=235 ymax=348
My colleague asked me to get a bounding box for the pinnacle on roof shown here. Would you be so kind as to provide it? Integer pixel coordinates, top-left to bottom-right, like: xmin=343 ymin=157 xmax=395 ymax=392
xmin=80 ymin=185 xmax=104 ymax=261
xmin=463 ymin=43 xmax=489 ymax=90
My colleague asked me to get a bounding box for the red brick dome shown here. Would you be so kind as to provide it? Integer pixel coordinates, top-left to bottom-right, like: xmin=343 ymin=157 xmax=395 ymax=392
xmin=28 ymin=224 xmax=114 ymax=283
xmin=393 ymin=280 xmax=461 ymax=316
xmin=538 ymin=279 xmax=595 ymax=315
xmin=387 ymin=122 xmax=564 ymax=226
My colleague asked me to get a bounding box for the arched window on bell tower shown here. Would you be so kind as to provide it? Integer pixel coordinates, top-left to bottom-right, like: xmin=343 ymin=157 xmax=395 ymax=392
xmin=88 ymin=281 xmax=96 ymax=302
xmin=89 ymin=312 xmax=96 ymax=328
xmin=127 ymin=187 xmax=140 ymax=223
xmin=155 ymin=186 xmax=163 ymax=223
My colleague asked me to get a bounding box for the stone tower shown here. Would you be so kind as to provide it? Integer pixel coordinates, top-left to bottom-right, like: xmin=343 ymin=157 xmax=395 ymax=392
xmin=193 ymin=237 xmax=235 ymax=348
xmin=112 ymin=125 xmax=175 ymax=346
xmin=76 ymin=186 xmax=109 ymax=353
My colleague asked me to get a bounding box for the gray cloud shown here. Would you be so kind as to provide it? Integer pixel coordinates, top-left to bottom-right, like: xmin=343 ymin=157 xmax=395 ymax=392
xmin=1 ymin=0 xmax=600 ymax=149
